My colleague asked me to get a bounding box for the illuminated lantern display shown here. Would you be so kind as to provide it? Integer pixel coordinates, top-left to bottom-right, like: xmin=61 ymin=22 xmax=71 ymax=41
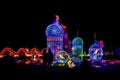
xmin=53 ymin=48 xmax=69 ymax=67
xmin=56 ymin=49 xmax=69 ymax=63
xmin=46 ymin=15 xmax=64 ymax=54
xmin=31 ymin=52 xmax=39 ymax=61
xmin=71 ymin=32 xmax=84 ymax=66
xmin=30 ymin=52 xmax=42 ymax=64
xmin=45 ymin=15 xmax=72 ymax=64
xmin=88 ymin=33 xmax=104 ymax=60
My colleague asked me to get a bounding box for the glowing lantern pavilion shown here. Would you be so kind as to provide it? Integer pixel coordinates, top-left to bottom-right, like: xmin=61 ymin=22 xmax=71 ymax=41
xmin=46 ymin=15 xmax=64 ymax=54
xmin=45 ymin=15 xmax=72 ymax=65
xmin=71 ymin=31 xmax=84 ymax=65
xmin=88 ymin=33 xmax=104 ymax=60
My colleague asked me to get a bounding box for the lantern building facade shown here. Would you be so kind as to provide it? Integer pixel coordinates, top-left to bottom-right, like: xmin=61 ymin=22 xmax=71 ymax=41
xmin=45 ymin=15 xmax=64 ymax=54
xmin=45 ymin=15 xmax=72 ymax=64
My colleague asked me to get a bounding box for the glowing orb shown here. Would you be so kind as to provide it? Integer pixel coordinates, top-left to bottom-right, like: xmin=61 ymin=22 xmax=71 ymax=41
xmin=55 ymin=49 xmax=69 ymax=63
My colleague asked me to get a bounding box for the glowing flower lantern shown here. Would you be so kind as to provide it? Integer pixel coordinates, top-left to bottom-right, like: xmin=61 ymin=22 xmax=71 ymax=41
xmin=55 ymin=48 xmax=69 ymax=64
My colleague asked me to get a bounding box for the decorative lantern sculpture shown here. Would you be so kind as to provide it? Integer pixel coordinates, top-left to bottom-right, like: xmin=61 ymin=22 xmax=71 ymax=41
xmin=71 ymin=31 xmax=84 ymax=66
xmin=45 ymin=15 xmax=72 ymax=63
xmin=88 ymin=33 xmax=104 ymax=60
xmin=56 ymin=48 xmax=69 ymax=63
xmin=45 ymin=15 xmax=64 ymax=54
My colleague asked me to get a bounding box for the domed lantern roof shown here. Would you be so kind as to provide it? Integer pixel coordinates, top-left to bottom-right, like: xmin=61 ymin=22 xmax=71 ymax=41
xmin=46 ymin=15 xmax=64 ymax=36
xmin=72 ymin=37 xmax=84 ymax=45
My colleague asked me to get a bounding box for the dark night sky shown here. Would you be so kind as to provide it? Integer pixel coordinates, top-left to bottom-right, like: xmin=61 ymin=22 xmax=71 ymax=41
xmin=0 ymin=1 xmax=120 ymax=51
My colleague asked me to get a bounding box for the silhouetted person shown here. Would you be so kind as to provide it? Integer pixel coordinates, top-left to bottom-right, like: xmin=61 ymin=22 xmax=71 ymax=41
xmin=46 ymin=48 xmax=53 ymax=67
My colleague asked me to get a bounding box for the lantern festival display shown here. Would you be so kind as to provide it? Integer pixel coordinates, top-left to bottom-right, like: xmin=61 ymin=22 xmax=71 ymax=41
xmin=53 ymin=48 xmax=69 ymax=67
xmin=71 ymin=36 xmax=84 ymax=66
xmin=45 ymin=15 xmax=64 ymax=55
xmin=88 ymin=33 xmax=104 ymax=60
xmin=56 ymin=49 xmax=69 ymax=63
xmin=45 ymin=15 xmax=72 ymax=64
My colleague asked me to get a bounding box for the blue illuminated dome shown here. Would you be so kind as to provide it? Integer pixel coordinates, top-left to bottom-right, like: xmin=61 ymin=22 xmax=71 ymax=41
xmin=46 ymin=22 xmax=64 ymax=36
xmin=72 ymin=37 xmax=84 ymax=45
xmin=89 ymin=40 xmax=103 ymax=60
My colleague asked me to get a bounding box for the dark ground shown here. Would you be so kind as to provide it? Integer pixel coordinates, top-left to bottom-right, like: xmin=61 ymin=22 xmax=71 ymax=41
xmin=0 ymin=63 xmax=120 ymax=80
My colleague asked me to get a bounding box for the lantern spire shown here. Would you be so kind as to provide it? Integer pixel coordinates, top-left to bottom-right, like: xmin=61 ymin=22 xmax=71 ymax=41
xmin=55 ymin=15 xmax=59 ymax=23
